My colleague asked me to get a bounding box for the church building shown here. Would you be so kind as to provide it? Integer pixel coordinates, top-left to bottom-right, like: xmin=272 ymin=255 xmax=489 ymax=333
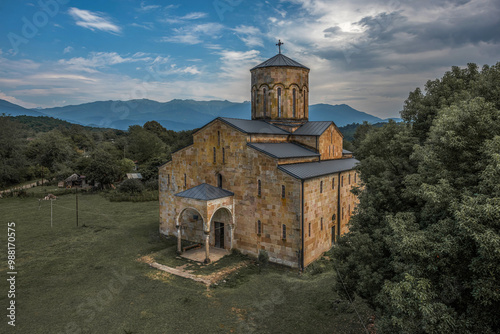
xmin=159 ymin=45 xmax=359 ymax=269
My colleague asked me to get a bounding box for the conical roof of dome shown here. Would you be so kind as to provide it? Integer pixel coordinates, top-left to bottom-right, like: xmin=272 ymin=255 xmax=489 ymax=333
xmin=250 ymin=53 xmax=309 ymax=71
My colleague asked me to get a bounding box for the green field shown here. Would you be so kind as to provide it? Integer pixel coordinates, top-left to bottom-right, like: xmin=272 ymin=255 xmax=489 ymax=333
xmin=1 ymin=193 xmax=371 ymax=334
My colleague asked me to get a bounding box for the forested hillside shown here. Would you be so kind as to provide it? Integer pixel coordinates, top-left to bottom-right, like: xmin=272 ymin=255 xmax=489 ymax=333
xmin=0 ymin=116 xmax=193 ymax=189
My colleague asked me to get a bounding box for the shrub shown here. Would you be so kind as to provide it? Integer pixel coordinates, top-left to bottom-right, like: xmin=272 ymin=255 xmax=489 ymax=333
xmin=144 ymin=178 xmax=159 ymax=191
xmin=258 ymin=250 xmax=269 ymax=265
xmin=118 ymin=179 xmax=144 ymax=194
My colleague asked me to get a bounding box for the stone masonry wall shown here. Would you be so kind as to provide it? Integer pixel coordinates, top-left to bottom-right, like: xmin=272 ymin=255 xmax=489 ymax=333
xmin=159 ymin=119 xmax=302 ymax=267
xmin=318 ymin=124 xmax=344 ymax=160
xmin=251 ymin=67 xmax=309 ymax=121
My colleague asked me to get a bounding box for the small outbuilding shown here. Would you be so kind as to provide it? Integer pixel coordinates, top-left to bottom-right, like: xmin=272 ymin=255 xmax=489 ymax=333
xmin=126 ymin=173 xmax=143 ymax=180
xmin=65 ymin=174 xmax=87 ymax=188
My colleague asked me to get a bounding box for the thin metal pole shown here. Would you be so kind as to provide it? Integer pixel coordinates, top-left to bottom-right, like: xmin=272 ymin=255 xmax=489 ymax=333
xmin=76 ymin=188 xmax=79 ymax=227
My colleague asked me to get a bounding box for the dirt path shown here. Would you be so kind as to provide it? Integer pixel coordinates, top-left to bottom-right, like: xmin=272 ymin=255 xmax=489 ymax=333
xmin=138 ymin=254 xmax=250 ymax=286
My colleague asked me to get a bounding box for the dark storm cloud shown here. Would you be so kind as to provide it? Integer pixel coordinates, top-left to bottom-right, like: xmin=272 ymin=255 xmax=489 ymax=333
xmin=312 ymin=1 xmax=500 ymax=71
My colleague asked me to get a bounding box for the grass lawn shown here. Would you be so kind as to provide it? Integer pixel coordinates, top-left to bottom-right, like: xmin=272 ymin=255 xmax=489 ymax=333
xmin=0 ymin=193 xmax=372 ymax=334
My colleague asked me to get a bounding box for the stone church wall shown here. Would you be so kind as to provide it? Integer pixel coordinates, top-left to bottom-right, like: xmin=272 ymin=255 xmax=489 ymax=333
xmin=159 ymin=119 xmax=302 ymax=267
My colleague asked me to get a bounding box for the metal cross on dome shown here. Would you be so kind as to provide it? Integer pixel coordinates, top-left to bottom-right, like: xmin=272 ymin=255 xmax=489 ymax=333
xmin=276 ymin=40 xmax=284 ymax=54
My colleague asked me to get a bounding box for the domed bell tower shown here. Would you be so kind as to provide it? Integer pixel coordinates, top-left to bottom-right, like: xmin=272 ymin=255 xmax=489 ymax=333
xmin=250 ymin=40 xmax=310 ymax=127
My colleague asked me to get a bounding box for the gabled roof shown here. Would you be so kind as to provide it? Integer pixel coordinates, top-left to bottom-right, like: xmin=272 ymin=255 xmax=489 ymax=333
xmin=175 ymin=183 xmax=234 ymax=201
xmin=219 ymin=117 xmax=290 ymax=135
xmin=293 ymin=121 xmax=332 ymax=136
xmin=251 ymin=54 xmax=309 ymax=71
xmin=278 ymin=158 xmax=359 ymax=180
xmin=248 ymin=142 xmax=320 ymax=159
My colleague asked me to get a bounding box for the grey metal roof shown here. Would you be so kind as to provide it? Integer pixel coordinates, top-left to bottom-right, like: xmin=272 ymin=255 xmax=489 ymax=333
xmin=293 ymin=121 xmax=332 ymax=135
xmin=220 ymin=117 xmax=290 ymax=135
xmin=175 ymin=183 xmax=234 ymax=201
xmin=250 ymin=54 xmax=309 ymax=70
xmin=278 ymin=158 xmax=359 ymax=180
xmin=248 ymin=142 xmax=320 ymax=159
xmin=343 ymin=149 xmax=353 ymax=154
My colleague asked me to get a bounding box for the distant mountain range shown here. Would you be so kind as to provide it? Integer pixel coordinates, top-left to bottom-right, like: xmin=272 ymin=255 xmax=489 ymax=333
xmin=0 ymin=98 xmax=401 ymax=131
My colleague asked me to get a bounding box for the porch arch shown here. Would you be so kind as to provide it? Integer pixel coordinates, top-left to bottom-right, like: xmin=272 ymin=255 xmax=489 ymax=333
xmin=208 ymin=207 xmax=234 ymax=250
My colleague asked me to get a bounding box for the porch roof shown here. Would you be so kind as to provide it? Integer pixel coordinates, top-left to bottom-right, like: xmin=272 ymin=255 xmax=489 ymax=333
xmin=175 ymin=183 xmax=234 ymax=201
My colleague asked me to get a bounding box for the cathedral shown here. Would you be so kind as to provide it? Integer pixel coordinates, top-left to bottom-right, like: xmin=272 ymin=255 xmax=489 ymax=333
xmin=159 ymin=45 xmax=359 ymax=269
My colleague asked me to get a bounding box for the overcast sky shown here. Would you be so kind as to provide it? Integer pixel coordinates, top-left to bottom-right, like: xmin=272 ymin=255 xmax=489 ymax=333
xmin=0 ymin=0 xmax=499 ymax=118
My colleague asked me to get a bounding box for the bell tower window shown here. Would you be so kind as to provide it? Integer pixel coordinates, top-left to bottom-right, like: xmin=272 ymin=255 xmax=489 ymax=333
xmin=263 ymin=88 xmax=267 ymax=117
xmin=277 ymin=88 xmax=282 ymax=117
xmin=293 ymin=88 xmax=296 ymax=118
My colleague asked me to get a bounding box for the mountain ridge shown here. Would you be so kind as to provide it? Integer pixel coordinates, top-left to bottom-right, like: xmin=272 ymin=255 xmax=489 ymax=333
xmin=0 ymin=98 xmax=399 ymax=131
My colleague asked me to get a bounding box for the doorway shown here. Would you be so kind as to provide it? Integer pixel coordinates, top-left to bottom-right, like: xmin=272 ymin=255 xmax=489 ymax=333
xmin=214 ymin=222 xmax=225 ymax=249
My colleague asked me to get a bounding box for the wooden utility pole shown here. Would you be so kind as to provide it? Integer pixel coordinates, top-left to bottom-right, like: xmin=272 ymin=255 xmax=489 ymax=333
xmin=76 ymin=188 xmax=79 ymax=227
xmin=50 ymin=199 xmax=53 ymax=228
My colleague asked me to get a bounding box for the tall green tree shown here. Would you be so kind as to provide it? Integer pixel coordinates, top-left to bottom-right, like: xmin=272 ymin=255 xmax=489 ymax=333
xmin=127 ymin=125 xmax=165 ymax=163
xmin=25 ymin=130 xmax=77 ymax=173
xmin=84 ymin=149 xmax=121 ymax=189
xmin=333 ymin=64 xmax=500 ymax=333
xmin=0 ymin=116 xmax=28 ymax=187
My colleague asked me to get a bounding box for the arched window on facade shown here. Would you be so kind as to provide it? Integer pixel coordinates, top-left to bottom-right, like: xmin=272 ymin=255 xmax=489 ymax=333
xmin=320 ymin=180 xmax=323 ymax=193
xmin=258 ymin=179 xmax=261 ymax=197
xmin=277 ymin=87 xmax=282 ymax=117
xmin=217 ymin=131 xmax=220 ymax=146
xmin=293 ymin=88 xmax=296 ymax=118
xmin=222 ymin=148 xmax=225 ymax=164
xmin=332 ymin=178 xmax=335 ymax=189
xmin=217 ymin=173 xmax=222 ymax=188
xmin=281 ymin=185 xmax=286 ymax=198
xmin=257 ymin=220 xmax=261 ymax=235
xmin=184 ymin=173 xmax=187 ymax=188
xmin=282 ymin=224 xmax=287 ymax=240
xmin=303 ymin=88 xmax=307 ymax=117
xmin=263 ymin=88 xmax=267 ymax=117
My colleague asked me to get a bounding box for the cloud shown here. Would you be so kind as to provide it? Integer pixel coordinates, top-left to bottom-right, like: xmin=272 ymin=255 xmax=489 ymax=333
xmin=0 ymin=91 xmax=39 ymax=108
xmin=233 ymin=25 xmax=264 ymax=47
xmin=218 ymin=49 xmax=261 ymax=80
xmin=58 ymin=52 xmax=153 ymax=73
xmin=162 ymin=23 xmax=224 ymax=44
xmin=63 ymin=46 xmax=74 ymax=54
xmin=68 ymin=7 xmax=121 ymax=34
xmin=130 ymin=22 xmax=154 ymax=30
xmin=163 ymin=11 xmax=209 ymax=24
xmin=137 ymin=1 xmax=161 ymax=12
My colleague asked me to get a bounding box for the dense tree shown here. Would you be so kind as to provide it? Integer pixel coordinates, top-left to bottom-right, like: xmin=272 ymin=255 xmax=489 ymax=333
xmin=25 ymin=130 xmax=77 ymax=173
xmin=333 ymin=63 xmax=500 ymax=333
xmin=0 ymin=116 xmax=28 ymax=187
xmin=84 ymin=149 xmax=121 ymax=189
xmin=127 ymin=125 xmax=165 ymax=163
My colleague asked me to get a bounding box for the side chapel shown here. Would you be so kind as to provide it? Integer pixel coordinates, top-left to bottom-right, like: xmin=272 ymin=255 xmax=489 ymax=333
xmin=159 ymin=43 xmax=359 ymax=269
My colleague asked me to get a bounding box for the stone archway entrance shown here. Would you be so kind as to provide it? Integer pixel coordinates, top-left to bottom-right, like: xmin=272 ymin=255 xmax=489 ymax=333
xmin=177 ymin=208 xmax=205 ymax=243
xmin=174 ymin=183 xmax=235 ymax=263
xmin=209 ymin=207 xmax=233 ymax=250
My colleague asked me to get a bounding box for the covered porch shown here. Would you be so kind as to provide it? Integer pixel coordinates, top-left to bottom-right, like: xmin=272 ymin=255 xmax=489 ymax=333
xmin=180 ymin=246 xmax=229 ymax=263
xmin=174 ymin=183 xmax=235 ymax=264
